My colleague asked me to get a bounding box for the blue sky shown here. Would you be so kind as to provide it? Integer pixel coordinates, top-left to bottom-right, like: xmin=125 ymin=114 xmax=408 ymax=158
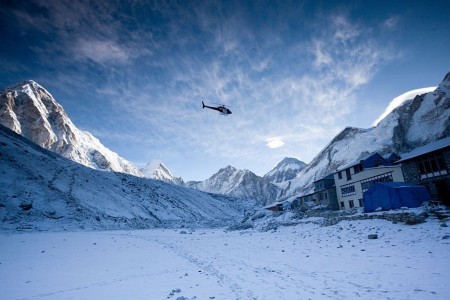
xmin=1 ymin=0 xmax=449 ymax=181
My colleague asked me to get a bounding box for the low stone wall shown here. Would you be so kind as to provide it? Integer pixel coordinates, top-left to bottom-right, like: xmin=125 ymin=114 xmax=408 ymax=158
xmin=227 ymin=206 xmax=450 ymax=232
xmin=317 ymin=211 xmax=429 ymax=227
xmin=303 ymin=206 xmax=449 ymax=227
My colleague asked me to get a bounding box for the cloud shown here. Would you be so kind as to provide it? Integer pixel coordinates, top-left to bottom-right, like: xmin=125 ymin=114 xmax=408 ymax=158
xmin=7 ymin=1 xmax=153 ymax=70
xmin=1 ymin=1 xmax=403 ymax=179
xmin=123 ymin=11 xmax=397 ymax=168
xmin=75 ymin=39 xmax=130 ymax=64
xmin=310 ymin=18 xmax=387 ymax=91
xmin=265 ymin=137 xmax=285 ymax=149
xmin=331 ymin=14 xmax=361 ymax=42
xmin=382 ymin=16 xmax=400 ymax=29
xmin=312 ymin=40 xmax=332 ymax=68
xmin=372 ymin=87 xmax=437 ymax=126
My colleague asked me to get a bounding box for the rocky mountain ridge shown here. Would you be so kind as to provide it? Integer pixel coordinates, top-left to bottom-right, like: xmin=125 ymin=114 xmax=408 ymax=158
xmin=187 ymin=166 xmax=279 ymax=206
xmin=0 ymin=80 xmax=141 ymax=176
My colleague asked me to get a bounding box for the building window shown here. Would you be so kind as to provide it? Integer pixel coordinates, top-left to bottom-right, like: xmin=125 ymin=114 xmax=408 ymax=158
xmin=360 ymin=172 xmax=394 ymax=192
xmin=338 ymin=171 xmax=342 ymax=180
xmin=417 ymin=153 xmax=448 ymax=179
xmin=340 ymin=201 xmax=345 ymax=209
xmin=346 ymin=169 xmax=352 ymax=181
xmin=349 ymin=200 xmax=355 ymax=208
xmin=341 ymin=184 xmax=356 ymax=197
xmin=358 ymin=199 xmax=363 ymax=207
xmin=354 ymin=164 xmax=363 ymax=174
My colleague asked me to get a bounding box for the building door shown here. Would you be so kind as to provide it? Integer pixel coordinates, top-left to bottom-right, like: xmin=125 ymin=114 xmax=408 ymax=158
xmin=435 ymin=180 xmax=450 ymax=206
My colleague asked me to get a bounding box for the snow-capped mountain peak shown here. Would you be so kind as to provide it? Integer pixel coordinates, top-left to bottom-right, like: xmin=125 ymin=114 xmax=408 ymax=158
xmin=187 ymin=165 xmax=279 ymax=205
xmin=0 ymin=80 xmax=141 ymax=176
xmin=141 ymin=160 xmax=173 ymax=179
xmin=264 ymin=157 xmax=307 ymax=183
xmin=140 ymin=160 xmax=184 ymax=185
xmin=195 ymin=165 xmax=246 ymax=194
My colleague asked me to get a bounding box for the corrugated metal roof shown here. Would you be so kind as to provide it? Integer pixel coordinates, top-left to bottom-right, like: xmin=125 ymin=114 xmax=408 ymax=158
xmin=398 ymin=137 xmax=450 ymax=162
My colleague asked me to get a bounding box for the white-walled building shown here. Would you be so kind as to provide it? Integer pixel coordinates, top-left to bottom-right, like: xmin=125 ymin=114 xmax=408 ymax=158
xmin=334 ymin=153 xmax=404 ymax=210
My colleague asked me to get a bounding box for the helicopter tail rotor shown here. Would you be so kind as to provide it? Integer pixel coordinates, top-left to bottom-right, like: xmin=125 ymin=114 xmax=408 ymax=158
xmin=202 ymin=101 xmax=205 ymax=109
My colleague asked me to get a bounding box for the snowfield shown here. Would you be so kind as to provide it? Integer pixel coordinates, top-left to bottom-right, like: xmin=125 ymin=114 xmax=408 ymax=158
xmin=2 ymin=215 xmax=450 ymax=300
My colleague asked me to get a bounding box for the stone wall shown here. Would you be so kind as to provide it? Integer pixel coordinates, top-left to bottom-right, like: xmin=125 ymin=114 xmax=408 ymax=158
xmin=401 ymin=160 xmax=420 ymax=182
xmin=401 ymin=149 xmax=450 ymax=202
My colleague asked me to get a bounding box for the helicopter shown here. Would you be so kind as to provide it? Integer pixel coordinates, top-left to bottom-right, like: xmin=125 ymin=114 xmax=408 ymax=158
xmin=202 ymin=101 xmax=232 ymax=116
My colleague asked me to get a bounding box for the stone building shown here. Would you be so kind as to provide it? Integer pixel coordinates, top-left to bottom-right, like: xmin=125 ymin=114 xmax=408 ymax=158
xmin=398 ymin=137 xmax=450 ymax=205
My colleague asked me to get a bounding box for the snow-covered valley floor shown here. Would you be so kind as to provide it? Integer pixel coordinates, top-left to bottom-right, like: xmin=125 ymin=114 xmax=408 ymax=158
xmin=1 ymin=217 xmax=450 ymax=300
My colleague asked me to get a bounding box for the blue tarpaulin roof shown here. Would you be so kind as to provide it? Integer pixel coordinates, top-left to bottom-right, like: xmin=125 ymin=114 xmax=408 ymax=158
xmin=363 ymin=182 xmax=431 ymax=213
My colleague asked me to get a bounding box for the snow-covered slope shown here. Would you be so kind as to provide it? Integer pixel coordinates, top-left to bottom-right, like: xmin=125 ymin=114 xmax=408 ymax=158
xmin=187 ymin=166 xmax=279 ymax=206
xmin=3 ymin=214 xmax=450 ymax=299
xmin=0 ymin=80 xmax=141 ymax=176
xmin=264 ymin=157 xmax=307 ymax=183
xmin=279 ymin=72 xmax=450 ymax=201
xmin=140 ymin=160 xmax=184 ymax=185
xmin=0 ymin=125 xmax=245 ymax=231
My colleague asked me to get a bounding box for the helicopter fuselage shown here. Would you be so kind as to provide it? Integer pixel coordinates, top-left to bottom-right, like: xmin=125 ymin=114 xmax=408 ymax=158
xmin=202 ymin=101 xmax=232 ymax=115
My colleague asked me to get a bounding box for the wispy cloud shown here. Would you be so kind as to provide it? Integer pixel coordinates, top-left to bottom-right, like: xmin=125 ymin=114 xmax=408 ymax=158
xmin=382 ymin=16 xmax=400 ymax=29
xmin=0 ymin=1 xmax=401 ymax=179
xmin=372 ymin=87 xmax=436 ymax=126
xmin=75 ymin=38 xmax=130 ymax=64
xmin=331 ymin=14 xmax=362 ymax=41
xmin=108 ymin=9 xmax=396 ymax=172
